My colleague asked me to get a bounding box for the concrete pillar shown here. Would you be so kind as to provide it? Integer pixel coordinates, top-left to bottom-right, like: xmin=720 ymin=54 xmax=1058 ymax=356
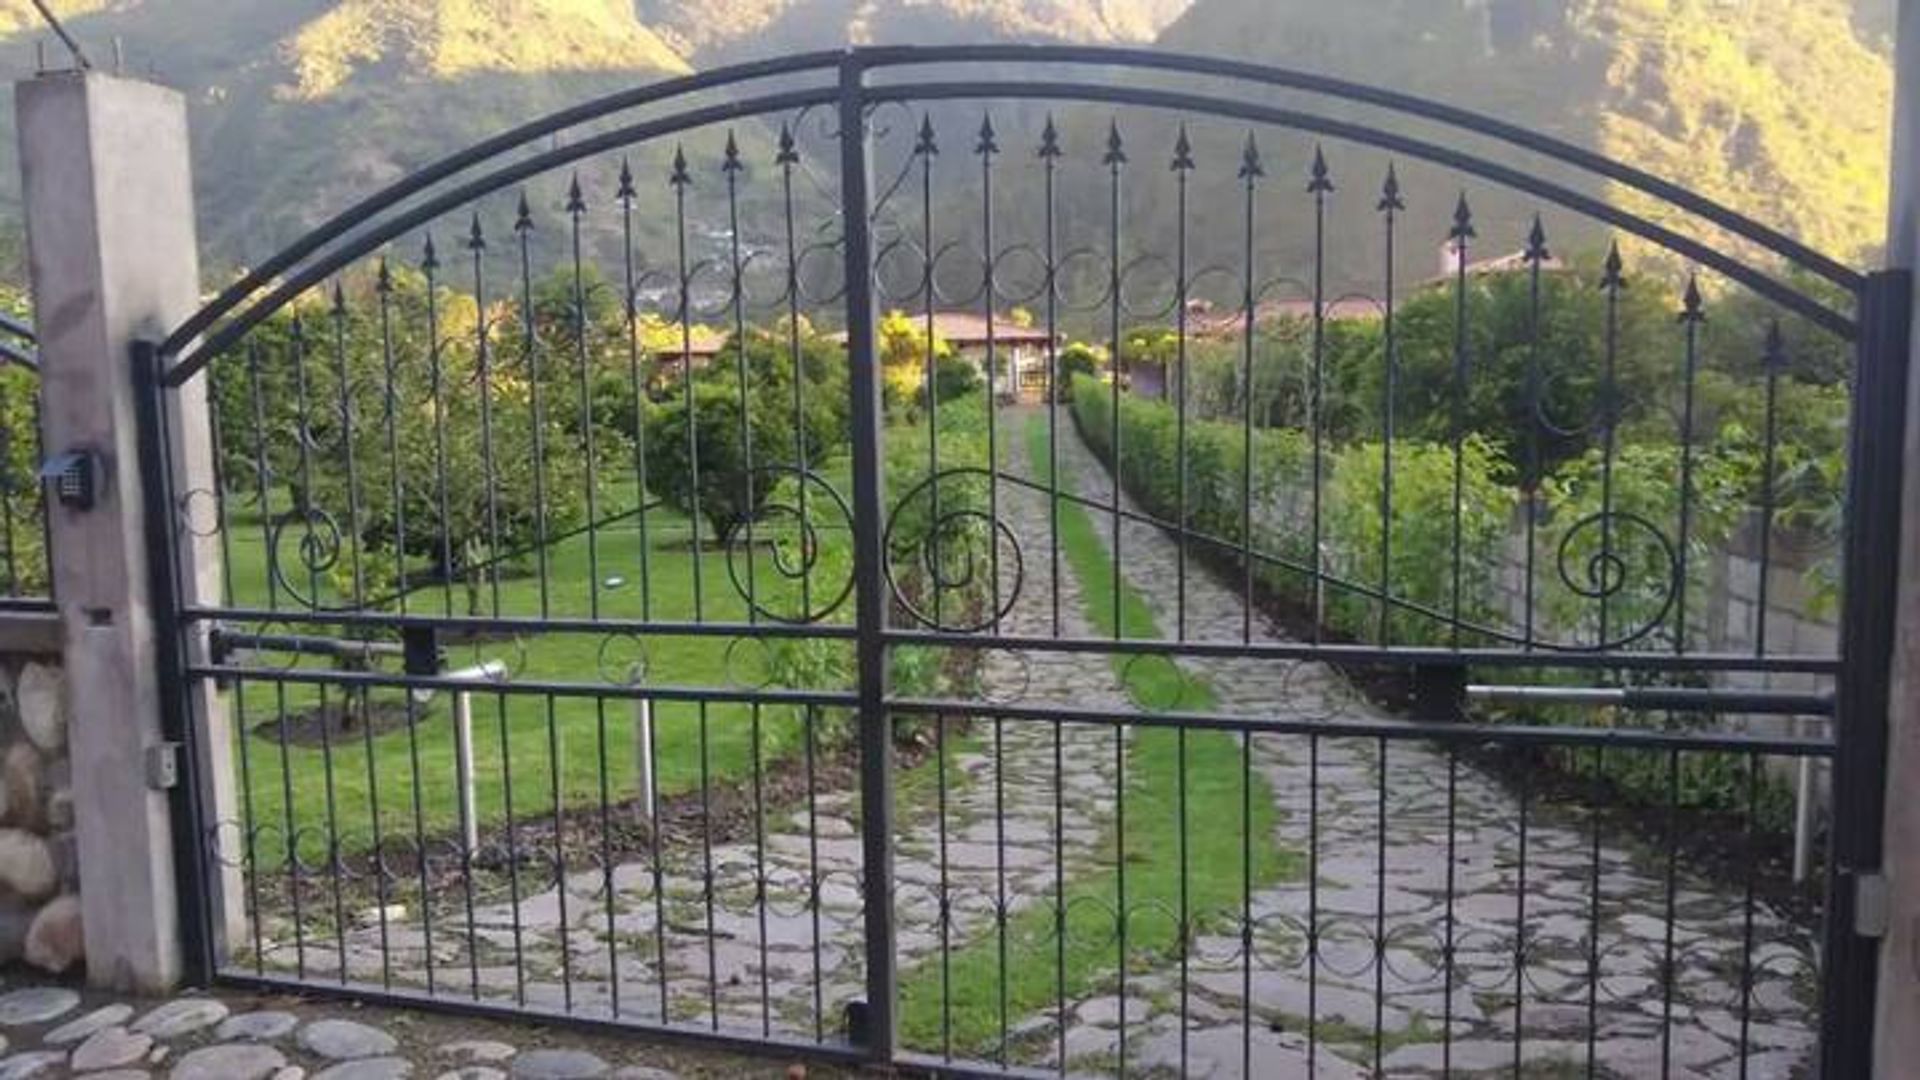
xmin=14 ymin=71 xmax=239 ymax=993
xmin=1876 ymin=1 xmax=1920 ymax=1074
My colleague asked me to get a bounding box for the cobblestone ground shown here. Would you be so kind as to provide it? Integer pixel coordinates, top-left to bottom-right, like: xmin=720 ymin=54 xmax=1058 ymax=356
xmin=0 ymin=981 xmax=834 ymax=1078
xmin=237 ymin=410 xmax=1821 ymax=1079
xmin=1034 ymin=412 xmax=1819 ymax=1079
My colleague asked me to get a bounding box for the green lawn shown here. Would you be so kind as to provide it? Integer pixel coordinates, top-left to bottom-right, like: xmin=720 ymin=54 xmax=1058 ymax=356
xmin=224 ymin=509 xmax=838 ymax=863
xmin=894 ymin=414 xmax=1298 ymax=1057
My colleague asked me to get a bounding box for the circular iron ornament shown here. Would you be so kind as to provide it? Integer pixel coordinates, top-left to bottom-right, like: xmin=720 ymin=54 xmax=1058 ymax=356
xmin=1060 ymin=892 xmax=1121 ymax=953
xmin=724 ymin=634 xmax=777 ymax=691
xmin=871 ymin=235 xmax=933 ymax=307
xmin=1304 ymin=915 xmax=1378 ymax=980
xmin=986 ymin=244 xmax=1052 ymax=309
xmin=882 ymin=467 xmax=1025 ymax=634
xmin=1187 ymin=907 xmax=1253 ymax=968
xmin=722 ymin=466 xmax=856 ymax=625
xmin=791 ymin=235 xmax=849 ymax=308
xmin=927 ymin=238 xmax=990 ymax=310
xmin=734 ymin=248 xmax=793 ymax=316
xmin=371 ymin=833 xmax=422 ymax=886
xmin=684 ymin=258 xmax=737 ymax=322
xmin=1113 ymin=252 xmax=1182 ymax=323
xmin=1049 ymin=247 xmax=1117 ymax=314
xmin=762 ymin=863 xmax=813 ymax=921
xmin=246 ymin=822 xmax=287 ymax=876
xmin=595 ymin=632 xmax=651 ymax=686
xmin=1248 ymin=910 xmax=1313 ymax=970
xmin=1121 ymin=652 xmax=1201 ymax=713
xmin=266 ymin=509 xmax=347 ymax=612
xmin=1552 ymin=508 xmax=1681 ymax=650
xmin=974 ymin=648 xmax=1034 ymax=705
xmin=464 ymin=632 xmax=526 ymax=684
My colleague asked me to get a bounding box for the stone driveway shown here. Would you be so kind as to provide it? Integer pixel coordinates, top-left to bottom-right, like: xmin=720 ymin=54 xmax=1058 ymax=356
xmin=232 ymin=409 xmax=1821 ymax=1079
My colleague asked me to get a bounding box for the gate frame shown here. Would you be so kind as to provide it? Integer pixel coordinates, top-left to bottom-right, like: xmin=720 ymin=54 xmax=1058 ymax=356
xmin=107 ymin=45 xmax=1906 ymax=1075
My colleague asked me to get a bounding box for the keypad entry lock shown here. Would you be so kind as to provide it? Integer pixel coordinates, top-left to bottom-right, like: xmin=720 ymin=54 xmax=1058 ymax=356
xmin=40 ymin=450 xmax=100 ymax=511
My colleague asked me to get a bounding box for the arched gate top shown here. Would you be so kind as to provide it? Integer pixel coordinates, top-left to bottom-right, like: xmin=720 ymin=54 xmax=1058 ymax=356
xmin=158 ymin=44 xmax=1868 ymax=386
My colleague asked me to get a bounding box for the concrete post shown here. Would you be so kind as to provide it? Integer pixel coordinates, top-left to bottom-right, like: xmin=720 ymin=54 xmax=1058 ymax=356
xmin=14 ymin=71 xmax=240 ymax=992
xmin=1875 ymin=1 xmax=1920 ymax=1074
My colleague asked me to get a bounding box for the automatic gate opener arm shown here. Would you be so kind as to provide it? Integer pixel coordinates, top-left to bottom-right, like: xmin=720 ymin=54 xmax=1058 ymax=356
xmin=1465 ymin=683 xmax=1833 ymax=716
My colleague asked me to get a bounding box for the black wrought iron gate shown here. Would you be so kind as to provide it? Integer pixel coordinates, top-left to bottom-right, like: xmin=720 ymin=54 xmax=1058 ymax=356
xmin=141 ymin=48 xmax=1906 ymax=1079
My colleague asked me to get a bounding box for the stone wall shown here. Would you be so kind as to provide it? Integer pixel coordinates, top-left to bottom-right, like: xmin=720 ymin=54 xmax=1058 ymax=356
xmin=0 ymin=615 xmax=80 ymax=975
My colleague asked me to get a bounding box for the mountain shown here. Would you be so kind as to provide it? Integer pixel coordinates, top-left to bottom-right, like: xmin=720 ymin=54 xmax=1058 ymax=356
xmin=0 ymin=0 xmax=698 ymax=276
xmin=0 ymin=0 xmax=1894 ymax=295
xmin=1151 ymin=0 xmax=1893 ymax=275
xmin=635 ymin=0 xmax=1194 ymax=64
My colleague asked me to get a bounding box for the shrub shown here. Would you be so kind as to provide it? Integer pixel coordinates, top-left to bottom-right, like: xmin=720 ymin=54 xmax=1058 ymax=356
xmin=1055 ymin=342 xmax=1101 ymax=401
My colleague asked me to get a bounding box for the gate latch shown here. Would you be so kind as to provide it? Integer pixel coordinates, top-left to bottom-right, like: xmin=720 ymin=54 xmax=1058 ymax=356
xmin=1855 ymin=872 xmax=1889 ymax=938
xmin=145 ymin=741 xmax=180 ymax=791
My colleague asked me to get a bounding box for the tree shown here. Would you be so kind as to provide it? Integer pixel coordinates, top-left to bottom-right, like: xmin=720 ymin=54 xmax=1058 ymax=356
xmin=878 ymin=309 xmax=953 ymax=419
xmin=644 ymin=326 xmax=850 ymax=544
xmin=209 ymin=265 xmax=614 ymax=612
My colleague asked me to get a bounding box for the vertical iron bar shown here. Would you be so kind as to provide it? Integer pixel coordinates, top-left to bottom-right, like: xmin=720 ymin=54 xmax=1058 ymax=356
xmin=1448 ymin=196 xmax=1474 ymax=648
xmin=133 ymin=339 xmax=216 ymax=983
xmin=567 ymin=177 xmax=602 ymax=621
xmin=1443 ymin=745 xmax=1458 ymax=1073
xmin=1309 ymin=145 xmax=1331 ymax=638
xmin=1586 ymin=744 xmax=1604 ymax=1079
xmin=1377 ymin=168 xmax=1402 ymax=646
xmin=290 ymin=315 xmax=349 ymax=984
xmin=1739 ymin=752 xmax=1758 ymax=1079
xmin=1373 ymin=735 xmax=1387 ymax=1076
xmin=597 ymin=696 xmax=619 ymax=1017
xmin=699 ymin=699 xmax=717 ymax=1027
xmin=1598 ymin=244 xmax=1624 ymax=648
xmin=1757 ymin=322 xmax=1784 ymax=656
xmin=1514 ymin=753 xmax=1530 ymax=1073
xmin=1178 ymin=723 xmax=1191 ymax=1076
xmin=1661 ymin=746 xmax=1680 ymax=1078
xmin=544 ymin=694 xmax=571 ymax=1011
xmin=1173 ymin=126 xmax=1192 ymax=640
xmin=1041 ymin=118 xmax=1063 ymax=637
xmin=421 ymin=237 xmax=457 ymax=619
xmin=724 ymin=139 xmax=756 ymax=628
xmin=840 ymin=54 xmax=897 ymax=1062
xmin=1238 ymin=135 xmax=1260 ymax=644
xmin=671 ymin=150 xmax=704 ymax=618
xmin=751 ymin=700 xmax=770 ymax=1035
xmin=1820 ymin=268 xmax=1910 ymax=1077
xmin=1523 ymin=217 xmax=1548 ymax=649
xmin=778 ymin=129 xmax=811 ymax=616
xmin=514 ymin=197 xmax=552 ymax=618
xmin=1107 ymin=123 xmax=1126 ymax=645
xmin=1675 ymin=277 xmax=1704 ymax=653
xmin=617 ymin=164 xmax=654 ymax=620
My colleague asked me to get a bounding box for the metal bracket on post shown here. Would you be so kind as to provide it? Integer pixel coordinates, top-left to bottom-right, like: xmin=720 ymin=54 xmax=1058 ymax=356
xmin=1410 ymin=662 xmax=1468 ymax=723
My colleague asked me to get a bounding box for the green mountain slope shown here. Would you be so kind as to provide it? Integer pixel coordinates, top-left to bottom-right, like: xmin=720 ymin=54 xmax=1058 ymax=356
xmin=636 ymin=0 xmax=1193 ymax=63
xmin=1154 ymin=0 xmax=1892 ymax=270
xmin=0 ymin=0 xmax=698 ymax=276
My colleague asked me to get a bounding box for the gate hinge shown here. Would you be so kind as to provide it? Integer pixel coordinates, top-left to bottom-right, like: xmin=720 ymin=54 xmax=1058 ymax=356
xmin=1855 ymin=871 xmax=1889 ymax=938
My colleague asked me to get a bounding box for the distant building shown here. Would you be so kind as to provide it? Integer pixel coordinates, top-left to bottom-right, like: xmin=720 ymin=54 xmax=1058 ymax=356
xmin=829 ymin=312 xmax=1060 ymax=403
xmin=1428 ymin=239 xmax=1568 ymax=285
xmin=645 ymin=325 xmax=730 ymax=391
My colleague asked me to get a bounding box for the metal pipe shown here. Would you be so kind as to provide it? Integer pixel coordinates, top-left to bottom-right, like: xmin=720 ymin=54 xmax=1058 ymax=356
xmin=1466 ymin=683 xmax=1833 ymax=716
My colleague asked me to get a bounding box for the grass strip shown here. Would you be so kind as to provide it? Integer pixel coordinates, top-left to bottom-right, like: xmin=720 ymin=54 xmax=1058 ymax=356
xmin=896 ymin=412 xmax=1299 ymax=1056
